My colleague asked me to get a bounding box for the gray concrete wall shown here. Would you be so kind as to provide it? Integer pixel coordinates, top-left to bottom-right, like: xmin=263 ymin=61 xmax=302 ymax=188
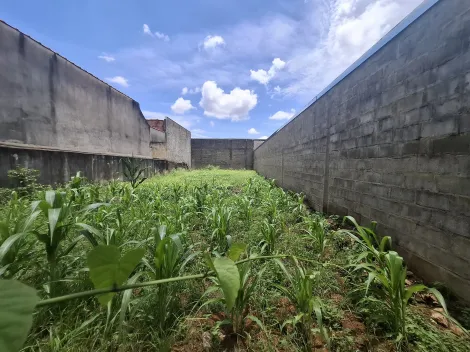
xmin=192 ymin=139 xmax=262 ymax=169
xmin=165 ymin=118 xmax=191 ymax=167
xmin=150 ymin=118 xmax=191 ymax=167
xmin=0 ymin=144 xmax=179 ymax=187
xmin=254 ymin=0 xmax=470 ymax=299
xmin=0 ymin=20 xmax=151 ymax=157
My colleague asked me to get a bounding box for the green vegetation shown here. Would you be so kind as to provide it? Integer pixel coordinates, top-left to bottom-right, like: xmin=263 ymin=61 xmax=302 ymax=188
xmin=0 ymin=168 xmax=468 ymax=351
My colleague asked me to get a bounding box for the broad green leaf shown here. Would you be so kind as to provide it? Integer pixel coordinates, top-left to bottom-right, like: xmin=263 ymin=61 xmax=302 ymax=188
xmin=227 ymin=242 xmax=247 ymax=261
xmin=0 ymin=233 xmax=28 ymax=264
xmin=213 ymin=257 xmax=240 ymax=311
xmin=87 ymin=245 xmax=145 ymax=305
xmin=21 ymin=210 xmax=40 ymax=235
xmin=0 ymin=280 xmax=38 ymax=352
xmin=45 ymin=191 xmax=56 ymax=208
xmin=48 ymin=208 xmax=61 ymax=244
xmin=404 ymin=284 xmax=427 ymax=304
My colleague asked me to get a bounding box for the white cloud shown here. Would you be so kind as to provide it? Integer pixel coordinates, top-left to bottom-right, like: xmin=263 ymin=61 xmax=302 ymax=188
xmin=284 ymin=0 xmax=422 ymax=96
xmin=248 ymin=128 xmax=260 ymax=135
xmin=171 ymin=97 xmax=195 ymax=114
xmin=182 ymin=87 xmax=201 ymax=95
xmin=274 ymin=86 xmax=282 ymax=93
xmin=250 ymin=58 xmax=286 ymax=85
xmin=199 ymin=81 xmax=257 ymax=121
xmin=210 ymin=121 xmax=215 ymax=127
xmin=191 ymin=128 xmax=207 ymax=138
xmin=118 ymin=1 xmax=421 ymax=114
xmin=203 ymin=35 xmax=225 ymax=49
xmin=155 ymin=31 xmax=170 ymax=42
xmin=189 ymin=87 xmax=201 ymax=94
xmin=106 ymin=76 xmax=129 ymax=87
xmin=143 ymin=24 xmax=152 ymax=36
xmin=260 ymin=136 xmax=269 ymax=139
xmin=98 ymin=54 xmax=115 ymax=62
xmin=269 ymin=108 xmax=296 ymax=120
xmin=143 ymin=24 xmax=169 ymax=41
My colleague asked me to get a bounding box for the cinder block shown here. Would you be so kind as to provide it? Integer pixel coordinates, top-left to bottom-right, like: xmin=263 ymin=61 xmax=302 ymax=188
xmin=355 ymin=181 xmax=390 ymax=197
xmin=435 ymin=99 xmax=461 ymax=118
xmin=403 ymin=108 xmax=421 ymax=126
xmin=377 ymin=144 xmax=399 ymax=157
xmin=400 ymin=141 xmax=420 ymax=155
xmin=436 ymin=175 xmax=470 ymax=196
xmin=432 ymin=134 xmax=470 ymax=154
xmin=394 ymin=124 xmax=420 ymax=142
xmin=450 ymin=234 xmax=470 ymax=262
xmin=390 ymin=186 xmax=416 ymax=202
xmin=404 ymin=173 xmax=437 ymax=192
xmin=382 ymin=173 xmax=405 ymax=186
xmin=421 ymin=118 xmax=458 ymax=138
xmin=417 ymin=190 xmax=450 ymax=211
xmin=430 ymin=211 xmax=470 ymax=238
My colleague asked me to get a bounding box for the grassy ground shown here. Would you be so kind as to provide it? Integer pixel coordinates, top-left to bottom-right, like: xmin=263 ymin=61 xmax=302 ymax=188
xmin=0 ymin=168 xmax=469 ymax=351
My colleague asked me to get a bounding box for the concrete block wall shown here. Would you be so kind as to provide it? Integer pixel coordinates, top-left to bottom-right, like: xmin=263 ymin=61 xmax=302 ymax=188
xmin=254 ymin=0 xmax=470 ymax=299
xmin=0 ymin=145 xmax=175 ymax=187
xmin=0 ymin=20 xmax=151 ymax=157
xmin=192 ymin=139 xmax=263 ymax=169
xmin=149 ymin=118 xmax=191 ymax=167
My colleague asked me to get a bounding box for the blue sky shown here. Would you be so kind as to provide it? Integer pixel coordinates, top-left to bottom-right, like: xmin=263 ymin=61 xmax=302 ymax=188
xmin=1 ymin=0 xmax=422 ymax=138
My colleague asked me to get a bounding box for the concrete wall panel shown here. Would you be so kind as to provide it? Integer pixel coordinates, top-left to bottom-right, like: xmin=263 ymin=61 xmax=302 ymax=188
xmin=165 ymin=118 xmax=191 ymax=167
xmin=191 ymin=139 xmax=263 ymax=169
xmin=0 ymin=145 xmax=177 ymax=187
xmin=0 ymin=20 xmax=151 ymax=157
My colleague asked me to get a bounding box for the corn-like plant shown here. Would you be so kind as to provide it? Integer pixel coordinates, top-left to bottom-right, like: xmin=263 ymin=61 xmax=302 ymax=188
xmin=290 ymin=192 xmax=306 ymax=221
xmin=302 ymin=217 xmax=328 ymax=258
xmin=207 ymin=206 xmax=233 ymax=253
xmin=122 ymin=157 xmax=147 ymax=189
xmin=259 ymin=219 xmax=279 ymax=255
xmin=0 ymin=192 xmax=40 ymax=278
xmin=29 ymin=191 xmax=105 ymax=296
xmin=204 ymin=243 xmax=266 ymax=335
xmin=273 ymin=257 xmax=329 ymax=349
xmin=238 ymin=196 xmax=254 ymax=222
xmin=192 ymin=183 xmax=209 ymax=212
xmin=145 ymin=225 xmax=198 ymax=332
xmin=356 ymin=250 xmax=459 ymax=345
xmin=337 ymin=216 xmax=391 ymax=266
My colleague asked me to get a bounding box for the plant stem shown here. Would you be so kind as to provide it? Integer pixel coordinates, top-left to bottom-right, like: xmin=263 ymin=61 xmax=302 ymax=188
xmin=36 ymin=273 xmax=205 ymax=307
xmin=36 ymin=254 xmax=297 ymax=308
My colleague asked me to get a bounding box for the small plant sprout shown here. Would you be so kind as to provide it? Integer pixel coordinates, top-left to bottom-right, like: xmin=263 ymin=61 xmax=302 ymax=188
xmin=259 ymin=219 xmax=279 ymax=255
xmin=273 ymin=257 xmax=329 ymax=349
xmin=203 ymin=243 xmax=266 ymax=336
xmin=302 ymin=217 xmax=328 ymax=258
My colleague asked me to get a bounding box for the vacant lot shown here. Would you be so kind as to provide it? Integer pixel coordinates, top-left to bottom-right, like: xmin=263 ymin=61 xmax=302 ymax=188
xmin=0 ymin=168 xmax=468 ymax=351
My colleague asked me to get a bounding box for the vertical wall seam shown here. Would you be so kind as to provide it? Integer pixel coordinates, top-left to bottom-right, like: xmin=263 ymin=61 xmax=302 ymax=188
xmin=322 ymin=112 xmax=331 ymax=213
xmin=281 ymin=150 xmax=284 ymax=187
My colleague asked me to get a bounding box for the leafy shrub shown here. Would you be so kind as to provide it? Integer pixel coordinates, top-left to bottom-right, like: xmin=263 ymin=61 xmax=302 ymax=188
xmin=7 ymin=166 xmax=41 ymax=197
